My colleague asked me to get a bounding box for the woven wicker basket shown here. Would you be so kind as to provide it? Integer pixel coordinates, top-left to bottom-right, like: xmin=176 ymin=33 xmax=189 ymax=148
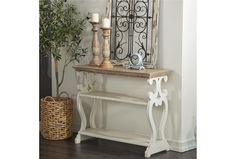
xmin=40 ymin=96 xmax=73 ymax=140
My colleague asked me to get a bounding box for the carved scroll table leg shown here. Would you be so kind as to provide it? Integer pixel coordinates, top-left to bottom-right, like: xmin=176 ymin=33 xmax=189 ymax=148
xmin=75 ymin=72 xmax=90 ymax=144
xmin=159 ymin=76 xmax=169 ymax=144
xmin=145 ymin=76 xmax=169 ymax=157
xmin=75 ymin=92 xmax=90 ymax=143
xmin=75 ymin=72 xmax=104 ymax=143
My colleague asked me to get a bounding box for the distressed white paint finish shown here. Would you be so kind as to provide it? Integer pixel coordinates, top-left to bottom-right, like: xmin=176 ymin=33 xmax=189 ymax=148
xmin=80 ymin=128 xmax=150 ymax=146
xmin=148 ymin=76 xmax=168 ymax=140
xmin=105 ymin=0 xmax=111 ymax=20
xmin=145 ymin=140 xmax=169 ymax=158
xmin=75 ymin=71 xmax=104 ymax=143
xmin=75 ymin=72 xmax=88 ymax=143
xmin=75 ymin=71 xmax=169 ymax=157
xmin=145 ymin=76 xmax=169 ymax=157
xmin=150 ymin=0 xmax=160 ymax=68
xmin=74 ymin=90 xmax=88 ymax=143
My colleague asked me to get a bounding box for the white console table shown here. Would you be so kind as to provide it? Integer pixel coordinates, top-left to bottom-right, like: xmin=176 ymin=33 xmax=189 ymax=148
xmin=73 ymin=65 xmax=171 ymax=157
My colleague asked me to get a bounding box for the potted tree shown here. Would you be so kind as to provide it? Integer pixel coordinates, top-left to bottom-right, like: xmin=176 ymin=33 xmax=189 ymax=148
xmin=40 ymin=0 xmax=87 ymax=140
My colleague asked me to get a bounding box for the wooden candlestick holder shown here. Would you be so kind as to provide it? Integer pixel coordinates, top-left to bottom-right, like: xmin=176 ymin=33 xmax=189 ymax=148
xmin=90 ymin=22 xmax=101 ymax=66
xmin=100 ymin=27 xmax=113 ymax=69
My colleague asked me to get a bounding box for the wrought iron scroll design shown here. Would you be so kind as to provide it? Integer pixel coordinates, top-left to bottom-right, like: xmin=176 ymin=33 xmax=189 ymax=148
xmin=111 ymin=0 xmax=152 ymax=63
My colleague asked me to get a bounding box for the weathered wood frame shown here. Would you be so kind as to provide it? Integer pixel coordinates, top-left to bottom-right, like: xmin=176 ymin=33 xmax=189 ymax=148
xmin=105 ymin=0 xmax=160 ymax=68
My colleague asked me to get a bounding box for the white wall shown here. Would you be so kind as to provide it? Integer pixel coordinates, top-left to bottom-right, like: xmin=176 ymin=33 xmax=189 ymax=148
xmin=158 ymin=0 xmax=183 ymax=144
xmin=181 ymin=0 xmax=197 ymax=150
xmin=52 ymin=0 xmax=196 ymax=152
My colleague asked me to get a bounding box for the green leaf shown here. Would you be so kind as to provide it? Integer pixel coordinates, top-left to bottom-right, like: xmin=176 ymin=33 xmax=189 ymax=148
xmin=40 ymin=0 xmax=88 ymax=90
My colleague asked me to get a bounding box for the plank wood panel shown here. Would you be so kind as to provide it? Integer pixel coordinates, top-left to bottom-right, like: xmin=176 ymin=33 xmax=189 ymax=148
xmin=80 ymin=91 xmax=147 ymax=106
xmin=73 ymin=65 xmax=170 ymax=78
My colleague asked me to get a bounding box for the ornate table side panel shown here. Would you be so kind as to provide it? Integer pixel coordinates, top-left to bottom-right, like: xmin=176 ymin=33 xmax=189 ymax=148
xmin=145 ymin=76 xmax=169 ymax=157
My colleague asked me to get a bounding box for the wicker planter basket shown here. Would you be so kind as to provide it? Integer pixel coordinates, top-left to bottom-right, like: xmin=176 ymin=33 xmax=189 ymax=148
xmin=40 ymin=96 xmax=73 ymax=140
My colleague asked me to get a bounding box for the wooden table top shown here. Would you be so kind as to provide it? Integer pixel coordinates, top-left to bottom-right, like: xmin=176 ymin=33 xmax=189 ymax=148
xmin=73 ymin=65 xmax=171 ymax=79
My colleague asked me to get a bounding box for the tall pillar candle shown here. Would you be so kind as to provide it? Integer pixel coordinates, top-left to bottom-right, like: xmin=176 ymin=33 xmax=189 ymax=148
xmin=89 ymin=21 xmax=101 ymax=66
xmin=100 ymin=27 xmax=113 ymax=69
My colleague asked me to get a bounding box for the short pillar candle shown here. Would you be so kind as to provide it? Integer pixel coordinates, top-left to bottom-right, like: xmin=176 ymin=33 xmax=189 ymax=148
xmin=91 ymin=13 xmax=99 ymax=23
xmin=102 ymin=18 xmax=110 ymax=28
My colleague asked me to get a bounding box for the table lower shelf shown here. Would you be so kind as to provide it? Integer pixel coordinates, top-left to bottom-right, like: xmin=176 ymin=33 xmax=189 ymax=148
xmin=80 ymin=128 xmax=150 ymax=146
xmin=78 ymin=128 xmax=169 ymax=157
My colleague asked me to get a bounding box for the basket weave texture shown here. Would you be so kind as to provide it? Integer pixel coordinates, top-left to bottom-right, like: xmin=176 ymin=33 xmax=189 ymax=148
xmin=40 ymin=96 xmax=73 ymax=140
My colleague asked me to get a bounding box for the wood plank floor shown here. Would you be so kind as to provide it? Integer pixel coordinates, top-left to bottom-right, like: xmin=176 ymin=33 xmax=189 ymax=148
xmin=40 ymin=134 xmax=196 ymax=159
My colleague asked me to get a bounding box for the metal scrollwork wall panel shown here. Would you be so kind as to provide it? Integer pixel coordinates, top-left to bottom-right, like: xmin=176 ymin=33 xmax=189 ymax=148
xmin=111 ymin=0 xmax=159 ymax=66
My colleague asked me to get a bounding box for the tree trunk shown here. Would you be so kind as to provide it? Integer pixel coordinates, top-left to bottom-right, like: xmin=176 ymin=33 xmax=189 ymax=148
xmin=54 ymin=58 xmax=59 ymax=97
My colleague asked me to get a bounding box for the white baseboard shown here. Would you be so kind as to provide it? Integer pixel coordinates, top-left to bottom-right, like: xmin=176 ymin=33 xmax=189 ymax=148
xmin=167 ymin=138 xmax=196 ymax=152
